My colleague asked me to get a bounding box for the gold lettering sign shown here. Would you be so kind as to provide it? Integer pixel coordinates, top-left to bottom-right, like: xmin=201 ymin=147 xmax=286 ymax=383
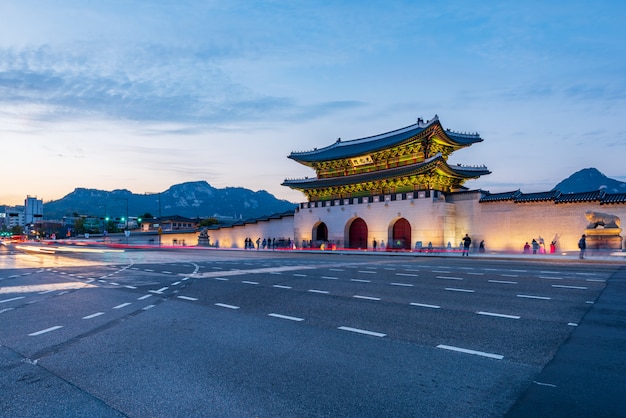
xmin=350 ymin=155 xmax=373 ymax=166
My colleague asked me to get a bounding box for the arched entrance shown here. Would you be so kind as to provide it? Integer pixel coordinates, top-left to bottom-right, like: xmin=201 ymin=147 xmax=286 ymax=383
xmin=391 ymin=218 xmax=411 ymax=250
xmin=313 ymin=222 xmax=328 ymax=242
xmin=348 ymin=218 xmax=368 ymax=249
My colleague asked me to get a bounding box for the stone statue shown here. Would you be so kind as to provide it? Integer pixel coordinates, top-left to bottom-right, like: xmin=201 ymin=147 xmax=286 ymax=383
xmin=584 ymin=211 xmax=620 ymax=229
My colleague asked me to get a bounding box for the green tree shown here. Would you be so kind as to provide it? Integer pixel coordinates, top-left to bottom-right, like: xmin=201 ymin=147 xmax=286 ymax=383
xmin=198 ymin=217 xmax=219 ymax=227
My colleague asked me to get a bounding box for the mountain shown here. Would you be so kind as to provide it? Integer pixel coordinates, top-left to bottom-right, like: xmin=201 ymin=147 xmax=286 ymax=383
xmin=43 ymin=181 xmax=297 ymax=221
xmin=552 ymin=168 xmax=626 ymax=194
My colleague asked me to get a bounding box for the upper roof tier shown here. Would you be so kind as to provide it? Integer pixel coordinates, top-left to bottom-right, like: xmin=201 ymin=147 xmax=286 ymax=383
xmin=288 ymin=115 xmax=483 ymax=164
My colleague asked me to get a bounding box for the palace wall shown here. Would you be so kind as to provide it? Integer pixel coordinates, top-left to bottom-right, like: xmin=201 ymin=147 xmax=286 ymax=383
xmin=187 ymin=192 xmax=626 ymax=253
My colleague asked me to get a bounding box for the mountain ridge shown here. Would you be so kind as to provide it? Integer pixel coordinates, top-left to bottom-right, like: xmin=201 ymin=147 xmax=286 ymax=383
xmin=42 ymin=181 xmax=297 ymax=221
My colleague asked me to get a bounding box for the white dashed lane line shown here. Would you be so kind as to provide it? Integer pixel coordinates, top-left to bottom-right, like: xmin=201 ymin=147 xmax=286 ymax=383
xmin=353 ymin=295 xmax=381 ymax=301
xmin=552 ymin=284 xmax=588 ymax=290
xmin=177 ymin=296 xmax=198 ymax=301
xmin=390 ymin=282 xmax=413 ymax=287
xmin=113 ymin=303 xmax=132 ymax=309
xmin=437 ymin=276 xmax=463 ymax=281
xmin=489 ymin=280 xmax=518 ymax=284
xmin=273 ymin=284 xmax=292 ymax=289
xmin=215 ymin=303 xmax=239 ymax=309
xmin=445 ymin=287 xmax=475 ymax=293
xmin=269 ymin=313 xmax=304 ymax=321
xmin=138 ymin=294 xmax=152 ymax=300
xmin=437 ymin=344 xmax=503 ymax=360
xmin=477 ymin=311 xmax=520 ymax=320
xmin=350 ymin=279 xmax=370 ymax=283
xmin=1 ymin=296 xmax=25 ymax=304
xmin=395 ymin=273 xmax=418 ymax=277
xmin=29 ymin=326 xmax=63 ymax=336
xmin=517 ymin=294 xmax=551 ymax=300
xmin=82 ymin=312 xmax=105 ymax=320
xmin=308 ymin=289 xmax=329 ymax=294
xmin=410 ymin=302 xmax=441 ymax=309
xmin=338 ymin=326 xmax=386 ymax=338
xmin=321 ymin=276 xmax=339 ymax=280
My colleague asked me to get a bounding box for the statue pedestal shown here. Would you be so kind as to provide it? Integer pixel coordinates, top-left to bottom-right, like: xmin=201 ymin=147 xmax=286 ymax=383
xmin=584 ymin=229 xmax=623 ymax=250
xmin=197 ymin=229 xmax=210 ymax=247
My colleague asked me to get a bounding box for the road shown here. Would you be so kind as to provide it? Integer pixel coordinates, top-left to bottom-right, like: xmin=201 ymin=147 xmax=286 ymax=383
xmin=0 ymin=244 xmax=622 ymax=417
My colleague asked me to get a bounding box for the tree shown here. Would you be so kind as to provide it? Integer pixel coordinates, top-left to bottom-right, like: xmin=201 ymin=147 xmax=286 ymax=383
xmin=198 ymin=217 xmax=219 ymax=227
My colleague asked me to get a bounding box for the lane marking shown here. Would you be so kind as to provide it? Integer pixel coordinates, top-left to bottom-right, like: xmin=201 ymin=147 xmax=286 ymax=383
xmin=353 ymin=295 xmax=381 ymax=301
xmin=432 ymin=270 xmax=450 ymax=273
xmin=586 ymin=279 xmax=605 ymax=282
xmin=488 ymin=280 xmax=518 ymax=284
xmin=540 ymin=276 xmax=563 ymax=280
xmin=390 ymin=282 xmax=414 ymax=287
xmin=273 ymin=284 xmax=292 ymax=289
xmin=150 ymin=287 xmax=168 ymax=293
xmin=329 ymin=268 xmax=344 ymax=272
xmin=477 ymin=311 xmax=520 ymax=319
xmin=351 ymin=279 xmax=371 ymax=283
xmin=338 ymin=326 xmax=386 ymax=337
xmin=144 ymin=269 xmax=154 ymax=272
xmin=395 ymin=273 xmax=418 ymax=277
xmin=410 ymin=302 xmax=441 ymax=309
xmin=215 ymin=303 xmax=239 ymax=309
xmin=161 ymin=271 xmax=173 ymax=274
xmin=142 ymin=305 xmax=155 ymax=310
xmin=467 ymin=272 xmax=484 ymax=276
xmin=113 ymin=303 xmax=132 ymax=309
xmin=293 ymin=274 xmax=307 ymax=277
xmin=437 ymin=344 xmax=503 ymax=360
xmin=171 ymin=281 xmax=181 ymax=286
xmin=29 ymin=326 xmax=63 ymax=336
xmin=0 ymin=308 xmax=15 ymax=314
xmin=269 ymin=313 xmax=304 ymax=321
xmin=214 ymin=277 xmax=228 ymax=281
xmin=83 ymin=312 xmax=105 ymax=319
xmin=517 ymin=294 xmax=551 ymax=300
xmin=321 ymin=276 xmax=339 ymax=280
xmin=552 ymin=284 xmax=587 ymax=290
xmin=242 ymin=280 xmax=259 ymax=285
xmin=445 ymin=288 xmax=475 ymax=293
xmin=568 ymin=322 xmax=578 ymax=326
xmin=437 ymin=276 xmax=463 ymax=281
xmin=177 ymin=296 xmax=198 ymax=301
xmin=500 ymin=274 xmax=519 ymax=278
xmin=308 ymin=289 xmax=329 ymax=294
xmin=357 ymin=271 xmax=377 ymax=274
xmin=533 ymin=381 xmax=557 ymax=388
xmin=1 ymin=296 xmax=25 ymax=304
xmin=125 ymin=285 xmax=137 ymax=289
xmin=138 ymin=294 xmax=152 ymax=300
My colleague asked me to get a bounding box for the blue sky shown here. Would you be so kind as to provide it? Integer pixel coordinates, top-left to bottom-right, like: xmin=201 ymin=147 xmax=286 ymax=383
xmin=2 ymin=0 xmax=626 ymax=206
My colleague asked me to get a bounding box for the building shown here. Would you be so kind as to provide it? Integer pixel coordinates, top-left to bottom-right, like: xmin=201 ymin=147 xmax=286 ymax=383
xmin=24 ymin=196 xmax=43 ymax=225
xmin=203 ymin=116 xmax=626 ymax=252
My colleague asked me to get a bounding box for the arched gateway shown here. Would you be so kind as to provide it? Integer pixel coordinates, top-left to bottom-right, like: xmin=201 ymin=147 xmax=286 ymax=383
xmin=391 ymin=218 xmax=411 ymax=250
xmin=348 ymin=218 xmax=368 ymax=249
xmin=313 ymin=222 xmax=328 ymax=243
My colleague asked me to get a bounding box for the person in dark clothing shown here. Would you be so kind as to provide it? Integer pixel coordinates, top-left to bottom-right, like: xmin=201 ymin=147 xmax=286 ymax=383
xmin=462 ymin=234 xmax=471 ymax=256
xmin=578 ymin=234 xmax=587 ymax=259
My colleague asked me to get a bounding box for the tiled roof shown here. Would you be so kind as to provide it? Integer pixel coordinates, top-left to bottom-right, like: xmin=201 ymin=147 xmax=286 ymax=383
xmin=514 ymin=190 xmax=561 ymax=203
xmin=479 ymin=189 xmax=626 ymax=205
xmin=479 ymin=190 xmax=521 ymax=203
xmin=554 ymin=190 xmax=604 ymax=204
xmin=600 ymin=193 xmax=626 ymax=204
xmin=288 ymin=116 xmax=482 ymax=163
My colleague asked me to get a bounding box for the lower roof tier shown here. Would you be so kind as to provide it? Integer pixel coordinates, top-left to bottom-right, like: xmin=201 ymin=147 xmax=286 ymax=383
xmin=282 ymin=154 xmax=490 ymax=200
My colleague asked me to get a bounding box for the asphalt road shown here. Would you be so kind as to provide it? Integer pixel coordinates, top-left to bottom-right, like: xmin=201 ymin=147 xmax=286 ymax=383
xmin=0 ymin=245 xmax=622 ymax=417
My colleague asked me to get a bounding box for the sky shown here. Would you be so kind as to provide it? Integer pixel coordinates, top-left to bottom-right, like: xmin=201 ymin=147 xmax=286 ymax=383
xmin=1 ymin=0 xmax=626 ymax=206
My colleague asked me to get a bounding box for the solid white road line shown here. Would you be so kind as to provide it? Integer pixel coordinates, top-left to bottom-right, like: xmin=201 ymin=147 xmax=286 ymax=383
xmin=437 ymin=344 xmax=503 ymax=360
xmin=269 ymin=313 xmax=304 ymax=321
xmin=83 ymin=312 xmax=105 ymax=319
xmin=29 ymin=326 xmax=63 ymax=336
xmin=477 ymin=311 xmax=520 ymax=319
xmin=410 ymin=302 xmax=441 ymax=309
xmin=113 ymin=303 xmax=132 ymax=309
xmin=338 ymin=326 xmax=386 ymax=337
xmin=215 ymin=303 xmax=239 ymax=309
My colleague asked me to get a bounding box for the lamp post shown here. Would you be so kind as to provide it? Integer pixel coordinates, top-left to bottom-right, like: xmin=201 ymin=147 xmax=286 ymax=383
xmin=116 ymin=197 xmax=129 ymax=244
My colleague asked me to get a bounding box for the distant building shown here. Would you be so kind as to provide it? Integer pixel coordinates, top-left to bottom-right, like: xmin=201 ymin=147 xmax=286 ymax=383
xmin=24 ymin=196 xmax=43 ymax=225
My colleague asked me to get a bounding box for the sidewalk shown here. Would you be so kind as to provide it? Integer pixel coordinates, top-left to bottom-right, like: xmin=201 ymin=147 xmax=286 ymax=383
xmin=506 ymin=265 xmax=626 ymax=417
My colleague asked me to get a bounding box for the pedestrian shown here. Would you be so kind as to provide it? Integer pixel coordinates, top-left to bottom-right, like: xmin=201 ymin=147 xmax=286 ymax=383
xmin=479 ymin=240 xmax=485 ymax=253
xmin=262 ymin=238 xmax=267 ymax=249
xmin=523 ymin=242 xmax=530 ymax=253
xmin=550 ymin=240 xmax=556 ymax=254
xmin=532 ymin=239 xmax=539 ymax=254
xmin=578 ymin=234 xmax=587 ymax=259
xmin=462 ymin=234 xmax=471 ymax=256
xmin=372 ymin=238 xmax=377 ymax=251
xmin=256 ymin=237 xmax=261 ymax=250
